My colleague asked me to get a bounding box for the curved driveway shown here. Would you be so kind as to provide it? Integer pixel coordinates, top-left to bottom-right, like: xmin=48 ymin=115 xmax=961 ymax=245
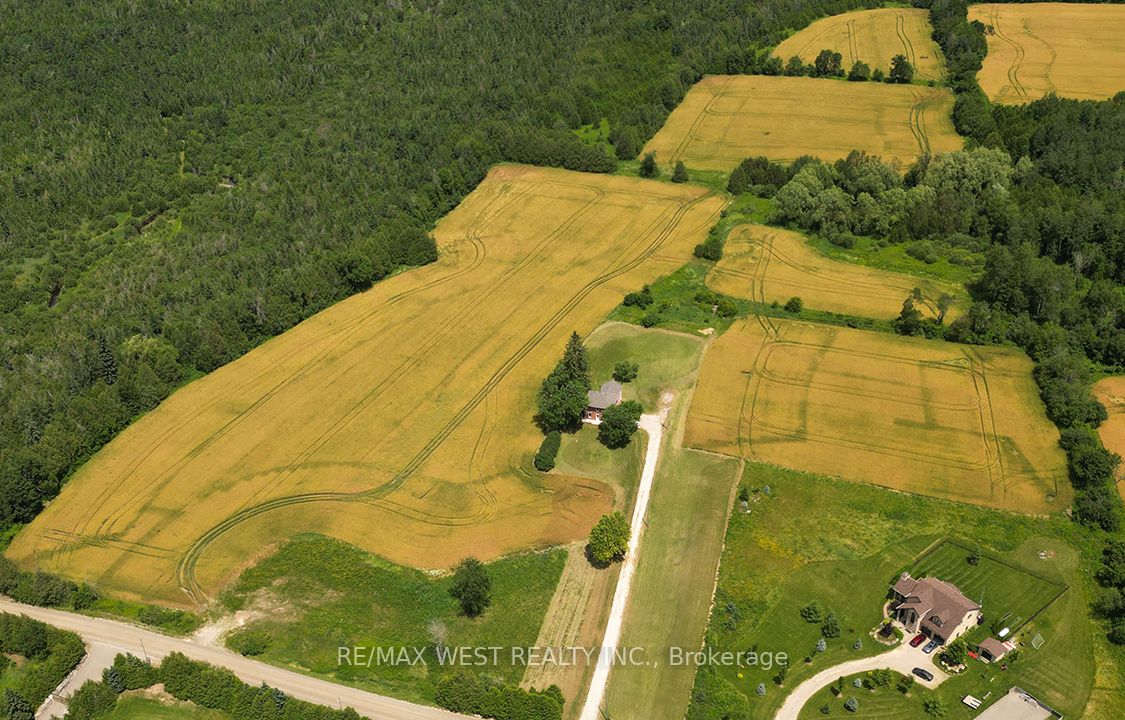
xmin=774 ymin=642 xmax=948 ymax=720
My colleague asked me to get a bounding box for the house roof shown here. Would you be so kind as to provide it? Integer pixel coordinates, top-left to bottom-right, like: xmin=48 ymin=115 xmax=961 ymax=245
xmin=587 ymin=381 xmax=623 ymax=410
xmin=892 ymin=573 xmax=980 ymax=635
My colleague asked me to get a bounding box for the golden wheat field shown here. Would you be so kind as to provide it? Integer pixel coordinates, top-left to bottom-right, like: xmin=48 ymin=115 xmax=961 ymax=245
xmin=1093 ymin=376 xmax=1125 ymax=501
xmin=684 ymin=316 xmax=1068 ymax=512
xmin=970 ymin=3 xmax=1125 ymax=104
xmin=641 ymin=75 xmax=962 ymax=172
xmin=8 ymin=165 xmax=723 ymax=606
xmin=707 ymin=224 xmax=966 ymax=321
xmin=773 ymin=8 xmax=945 ymax=82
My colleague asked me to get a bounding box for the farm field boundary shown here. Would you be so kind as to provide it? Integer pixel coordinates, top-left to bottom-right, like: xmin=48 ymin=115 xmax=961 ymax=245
xmin=683 ymin=316 xmax=1068 ymax=513
xmin=641 ymin=75 xmax=962 ymax=172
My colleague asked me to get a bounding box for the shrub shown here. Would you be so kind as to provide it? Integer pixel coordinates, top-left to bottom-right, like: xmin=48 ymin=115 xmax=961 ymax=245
xmin=623 ymin=288 xmax=653 ymax=308
xmin=844 ymin=697 xmax=858 ymax=712
xmin=227 ymin=628 xmax=272 ymax=656
xmin=612 ymin=361 xmax=639 ymax=383
xmin=588 ymin=512 xmax=630 ymax=566
xmin=784 ymin=297 xmax=803 ymax=313
xmin=534 ymin=431 xmax=561 ymax=472
xmin=112 ymin=654 xmax=158 ymax=690
xmin=923 ymin=697 xmax=948 ymax=716
xmin=897 ymin=674 xmax=915 ymax=694
xmin=61 ymin=681 xmax=117 ymax=720
xmin=639 ymin=152 xmax=659 ymax=179
xmin=822 ymin=612 xmax=840 ymax=638
xmin=799 ymin=602 xmax=823 ymax=623
xmin=756 ymin=683 xmax=766 ymax=696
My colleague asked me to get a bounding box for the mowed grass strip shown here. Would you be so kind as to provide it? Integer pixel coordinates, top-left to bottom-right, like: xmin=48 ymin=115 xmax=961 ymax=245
xmin=641 ymin=75 xmax=962 ymax=173
xmin=1092 ymin=376 xmax=1125 ymax=501
xmin=970 ymin=3 xmax=1125 ymax=104
xmin=772 ymin=8 xmax=945 ymax=81
xmin=684 ymin=316 xmax=1068 ymax=513
xmin=599 ymin=327 xmax=742 ymax=720
xmin=707 ymin=224 xmax=967 ymax=321
xmin=913 ymin=539 xmax=1066 ymax=634
xmin=8 ymin=165 xmax=723 ymax=605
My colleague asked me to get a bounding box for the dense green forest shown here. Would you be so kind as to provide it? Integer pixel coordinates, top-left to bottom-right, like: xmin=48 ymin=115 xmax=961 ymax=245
xmin=0 ymin=0 xmax=891 ymax=532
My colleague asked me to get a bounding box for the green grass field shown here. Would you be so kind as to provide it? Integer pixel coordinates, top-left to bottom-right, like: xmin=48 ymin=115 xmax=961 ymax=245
xmin=912 ymin=539 xmax=1067 ymax=634
xmin=219 ymin=534 xmax=565 ymax=706
xmin=686 ymin=463 xmax=1102 ymax=720
xmin=594 ymin=326 xmax=743 ymax=720
xmin=795 ymin=671 xmax=937 ymax=719
xmin=102 ymin=696 xmax=230 ymax=719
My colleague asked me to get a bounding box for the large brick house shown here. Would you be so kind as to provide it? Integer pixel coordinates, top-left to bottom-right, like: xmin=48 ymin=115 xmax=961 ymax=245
xmin=891 ymin=572 xmax=981 ymax=645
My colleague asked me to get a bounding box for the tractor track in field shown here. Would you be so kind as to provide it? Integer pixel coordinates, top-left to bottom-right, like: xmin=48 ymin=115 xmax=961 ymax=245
xmin=174 ymin=189 xmax=717 ymax=605
xmin=990 ymin=7 xmax=1029 ymax=100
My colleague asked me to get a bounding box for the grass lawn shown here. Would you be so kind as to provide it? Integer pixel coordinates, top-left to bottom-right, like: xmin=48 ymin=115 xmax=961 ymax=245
xmin=686 ymin=463 xmax=1108 ymax=720
xmin=795 ymin=671 xmax=939 ymax=719
xmin=220 ymin=534 xmax=565 ymax=707
xmin=102 ymin=696 xmax=231 ymax=719
xmin=912 ymin=539 xmax=1067 ymax=634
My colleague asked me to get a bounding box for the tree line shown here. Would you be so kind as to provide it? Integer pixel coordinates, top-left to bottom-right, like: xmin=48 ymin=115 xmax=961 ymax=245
xmin=0 ymin=613 xmax=86 ymax=716
xmin=63 ymin=651 xmax=365 ymax=720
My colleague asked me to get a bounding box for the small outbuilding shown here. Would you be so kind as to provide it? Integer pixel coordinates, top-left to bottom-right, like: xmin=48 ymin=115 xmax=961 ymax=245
xmin=978 ymin=637 xmax=1015 ymax=663
xmin=584 ymin=381 xmax=623 ymax=422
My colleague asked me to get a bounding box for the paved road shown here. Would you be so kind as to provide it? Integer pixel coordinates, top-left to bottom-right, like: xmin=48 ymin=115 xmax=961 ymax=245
xmin=774 ymin=642 xmax=949 ymax=720
xmin=0 ymin=598 xmax=468 ymax=720
xmin=578 ymin=403 xmax=670 ymax=720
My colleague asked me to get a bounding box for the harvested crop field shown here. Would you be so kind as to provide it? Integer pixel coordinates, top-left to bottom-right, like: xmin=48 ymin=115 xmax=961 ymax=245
xmin=641 ymin=75 xmax=962 ymax=172
xmin=970 ymin=3 xmax=1125 ymax=103
xmin=707 ymin=224 xmax=966 ymax=321
xmin=1093 ymin=376 xmax=1125 ymax=500
xmin=772 ymin=8 xmax=945 ymax=82
xmin=684 ymin=316 xmax=1068 ymax=512
xmin=8 ymin=165 xmax=723 ymax=606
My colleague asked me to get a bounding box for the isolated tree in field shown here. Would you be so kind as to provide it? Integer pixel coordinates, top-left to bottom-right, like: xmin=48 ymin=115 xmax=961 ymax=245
xmin=537 ymin=332 xmax=591 ymax=432
xmin=895 ymin=296 xmax=925 ymax=336
xmin=967 ymin=547 xmax=982 ymax=566
xmin=813 ymin=49 xmax=844 ymax=77
xmin=784 ymin=55 xmax=806 ymax=76
xmin=534 ymin=431 xmax=561 ymax=472
xmin=449 ymin=558 xmax=491 ymax=617
xmin=822 ymin=612 xmax=840 ymax=638
xmin=612 ymin=361 xmax=639 ymax=383
xmin=671 ymin=161 xmax=689 ymax=183
xmin=847 ymin=61 xmax=871 ymax=81
xmin=639 ymin=152 xmax=659 ymax=179
xmin=588 ymin=512 xmax=630 ymax=566
xmin=598 ymin=399 xmax=643 ymax=449
xmin=872 ymin=67 xmax=885 ymax=82
xmin=888 ymin=55 xmax=914 ymax=84
xmin=923 ymin=697 xmax=947 ymax=716
xmin=784 ymin=296 xmax=803 ymax=313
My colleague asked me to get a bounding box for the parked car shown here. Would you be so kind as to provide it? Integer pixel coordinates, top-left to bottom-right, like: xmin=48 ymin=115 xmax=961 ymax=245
xmin=910 ymin=633 xmax=927 ymax=648
xmin=923 ymin=639 xmax=940 ymax=654
xmin=912 ymin=667 xmax=935 ymax=682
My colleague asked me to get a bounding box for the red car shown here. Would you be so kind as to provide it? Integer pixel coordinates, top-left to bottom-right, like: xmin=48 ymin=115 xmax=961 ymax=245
xmin=910 ymin=633 xmax=927 ymax=648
